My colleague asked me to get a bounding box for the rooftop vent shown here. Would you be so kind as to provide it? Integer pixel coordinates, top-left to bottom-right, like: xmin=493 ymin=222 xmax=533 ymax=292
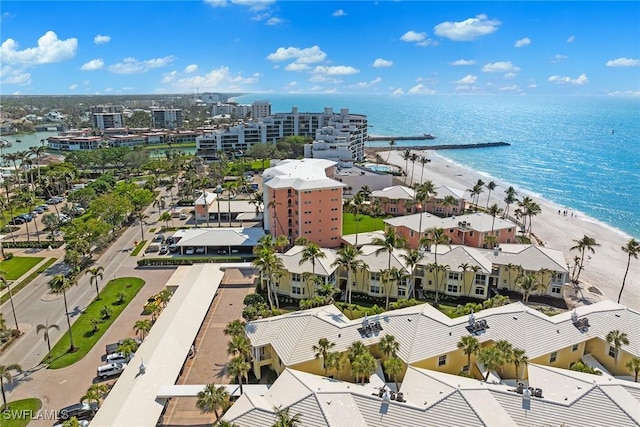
xmin=465 ymin=318 xmax=489 ymax=335
xmin=357 ymin=321 xmax=383 ymax=337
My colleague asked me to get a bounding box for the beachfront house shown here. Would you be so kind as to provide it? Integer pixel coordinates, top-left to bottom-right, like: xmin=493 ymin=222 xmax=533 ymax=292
xmin=385 ymin=212 xmax=518 ymax=249
xmin=369 ymin=185 xmax=415 ymax=216
xmin=425 ymin=184 xmax=467 ymax=217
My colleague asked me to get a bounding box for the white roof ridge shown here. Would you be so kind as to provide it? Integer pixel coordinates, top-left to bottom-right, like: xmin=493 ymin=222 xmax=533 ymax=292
xmin=595 ymin=383 xmax=640 ymax=424
xmin=455 ymin=389 xmax=491 ymax=427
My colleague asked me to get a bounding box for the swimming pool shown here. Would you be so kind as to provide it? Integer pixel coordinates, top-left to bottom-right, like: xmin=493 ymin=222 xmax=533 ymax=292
xmin=364 ymin=163 xmax=393 ymax=173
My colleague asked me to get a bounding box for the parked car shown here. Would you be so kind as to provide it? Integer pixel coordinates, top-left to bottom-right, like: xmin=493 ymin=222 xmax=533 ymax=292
xmin=97 ymin=362 xmax=127 ymax=379
xmin=159 ymin=245 xmax=168 ymax=255
xmin=169 ymin=243 xmax=178 ymax=253
xmin=106 ymin=351 xmax=135 ymax=364
xmin=30 ymin=211 xmax=38 ymax=218
xmin=57 ymin=402 xmax=97 ymax=421
xmin=9 ymin=217 xmax=25 ymax=225
xmin=146 ymin=243 xmax=160 ymax=253
xmin=179 ymin=212 xmax=188 ymax=220
xmin=153 ymin=234 xmax=165 ymax=243
xmin=195 ymin=246 xmax=206 ymax=254
xmin=185 ymin=247 xmax=195 ymax=255
xmin=165 ymin=237 xmax=175 ymax=245
xmin=18 ymin=214 xmax=33 ymax=222
xmin=105 ymin=338 xmax=142 ymax=355
xmin=33 ymin=207 xmax=45 ymax=214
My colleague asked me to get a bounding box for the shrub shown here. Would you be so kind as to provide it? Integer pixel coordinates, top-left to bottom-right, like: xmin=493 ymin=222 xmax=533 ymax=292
xmin=100 ymin=305 xmax=112 ymax=319
xmin=3 ymin=252 xmax=14 ymax=260
xmin=2 ymin=241 xmax=64 ymax=249
xmin=243 ymin=293 xmax=265 ymax=306
xmin=116 ymin=291 xmax=127 ymax=304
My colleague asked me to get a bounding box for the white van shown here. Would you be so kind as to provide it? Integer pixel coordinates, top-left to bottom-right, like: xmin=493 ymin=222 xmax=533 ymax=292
xmin=106 ymin=352 xmax=135 ymax=365
xmin=97 ymin=362 xmax=127 ymax=379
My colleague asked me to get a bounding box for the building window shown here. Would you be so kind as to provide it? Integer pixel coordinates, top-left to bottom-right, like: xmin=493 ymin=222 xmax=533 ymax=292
xmin=370 ymin=272 xmax=380 ymax=281
xmin=551 ymin=286 xmax=561 ymax=294
xmin=292 ymin=286 xmax=302 ymax=295
xmin=475 ymin=287 xmax=484 ymax=295
xmin=609 ymin=346 xmax=616 ymax=358
xmin=370 ymin=284 xmax=381 ymax=294
xmin=550 ymin=351 xmax=558 ymax=363
xmin=474 ymin=274 xmax=486 ymax=285
xmin=390 ymin=207 xmax=397 ymax=213
xmin=447 ymin=284 xmax=459 ymax=293
xmin=292 ymin=273 xmax=301 ymax=282
xmin=448 ymin=272 xmax=459 ymax=280
xmin=572 ymin=344 xmax=579 ymax=352
xmin=438 ymin=355 xmax=447 ymax=367
xmin=398 ymin=287 xmax=406 ymax=297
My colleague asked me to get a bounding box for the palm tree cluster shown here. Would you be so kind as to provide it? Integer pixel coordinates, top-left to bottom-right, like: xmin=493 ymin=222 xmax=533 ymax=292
xmin=459 ymin=337 xmax=528 ymax=382
xmin=224 ymin=319 xmax=251 ymax=394
xmin=514 ymin=196 xmax=542 ymax=239
xmin=419 ymin=227 xmax=451 ymax=304
xmin=570 ymin=235 xmax=600 ymax=284
xmin=348 ymin=341 xmax=377 ymax=385
xmin=196 ymin=383 xmax=231 ymax=422
xmin=252 ymin=235 xmax=288 ymax=311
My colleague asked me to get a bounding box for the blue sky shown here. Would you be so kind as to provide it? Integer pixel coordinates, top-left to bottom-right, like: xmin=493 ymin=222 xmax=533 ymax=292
xmin=1 ymin=1 xmax=639 ymax=96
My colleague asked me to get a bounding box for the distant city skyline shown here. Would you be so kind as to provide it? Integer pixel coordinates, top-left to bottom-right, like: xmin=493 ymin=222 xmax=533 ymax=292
xmin=1 ymin=1 xmax=639 ymax=96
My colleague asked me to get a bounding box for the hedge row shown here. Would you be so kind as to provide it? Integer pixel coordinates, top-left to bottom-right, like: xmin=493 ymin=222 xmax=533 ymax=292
xmin=137 ymin=256 xmax=254 ymax=266
xmin=2 ymin=240 xmax=64 ymax=249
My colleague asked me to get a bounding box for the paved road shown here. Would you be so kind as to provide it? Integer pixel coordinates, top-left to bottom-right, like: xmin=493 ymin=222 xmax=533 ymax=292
xmin=0 ymin=189 xmax=178 ymax=425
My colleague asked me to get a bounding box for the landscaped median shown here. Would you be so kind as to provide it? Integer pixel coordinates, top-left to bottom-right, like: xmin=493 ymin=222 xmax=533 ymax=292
xmin=43 ymin=277 xmax=145 ymax=369
xmin=0 ymin=258 xmax=57 ymax=305
xmin=130 ymin=240 xmax=147 ymax=256
xmin=0 ymin=256 xmax=44 ymax=281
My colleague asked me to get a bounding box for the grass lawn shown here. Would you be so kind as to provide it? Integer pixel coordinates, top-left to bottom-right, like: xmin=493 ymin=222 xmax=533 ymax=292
xmin=130 ymin=240 xmax=147 ymax=256
xmin=0 ymin=398 xmax=42 ymax=427
xmin=342 ymin=213 xmax=386 ymax=235
xmin=43 ymin=277 xmax=145 ymax=369
xmin=0 ymin=257 xmax=44 ymax=281
xmin=0 ymin=258 xmax=57 ymax=305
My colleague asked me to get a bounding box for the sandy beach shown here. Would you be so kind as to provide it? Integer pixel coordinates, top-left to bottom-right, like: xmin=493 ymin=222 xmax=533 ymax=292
xmin=382 ymin=149 xmax=640 ymax=311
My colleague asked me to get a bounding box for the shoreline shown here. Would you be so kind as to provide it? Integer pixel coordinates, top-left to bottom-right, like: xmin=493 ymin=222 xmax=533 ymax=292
xmin=380 ymin=149 xmax=640 ymax=311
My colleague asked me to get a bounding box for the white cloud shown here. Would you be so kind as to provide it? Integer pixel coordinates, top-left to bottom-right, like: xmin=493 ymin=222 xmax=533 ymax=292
xmin=434 ymin=14 xmax=501 ymax=41
xmin=94 ymin=34 xmax=111 ymax=44
xmin=313 ymin=65 xmax=359 ymax=75
xmin=171 ymin=66 xmax=259 ymax=91
xmin=551 ymin=54 xmax=568 ymax=63
xmin=498 ymin=84 xmax=520 ymax=92
xmin=456 ymin=74 xmax=477 ymax=85
xmin=357 ymin=77 xmax=382 ymax=88
xmin=408 ymin=83 xmax=436 ymax=95
xmin=608 ymin=90 xmax=640 ymax=97
xmin=482 ymin=61 xmax=521 ymax=73
xmin=69 ymin=83 xmax=78 ymax=90
xmin=284 ymin=62 xmax=309 ymax=71
xmin=80 ymin=58 xmax=104 ymax=71
xmin=606 ymin=57 xmax=640 ymax=67
xmin=205 ymin=0 xmax=274 ymax=10
xmin=108 ymin=55 xmax=175 ymax=74
xmin=400 ymin=30 xmax=436 ymax=46
xmin=527 ymin=83 xmax=538 ymax=89
xmin=311 ymin=85 xmax=322 ymax=91
xmin=0 ymin=66 xmax=31 ymax=85
xmin=514 ymin=37 xmax=531 ymax=48
xmin=0 ymin=31 xmax=77 ymax=65
xmin=504 ymin=72 xmax=517 ymax=79
xmin=161 ymin=70 xmax=178 ymax=84
xmin=450 ymin=59 xmax=476 ymax=66
xmin=266 ymin=46 xmax=326 ymax=64
xmin=392 ymin=88 xmax=404 ymax=96
xmin=184 ymin=64 xmax=199 ymax=73
xmin=548 ymin=73 xmax=589 ymax=85
xmin=372 ymin=58 xmax=393 ymax=68
xmin=308 ymin=74 xmax=342 ymax=84
xmin=266 ymin=17 xmax=283 ymax=26
xmin=567 ymin=35 xmax=575 ymax=43
xmin=332 ymin=9 xmax=346 ymax=17
xmin=415 ymin=76 xmax=438 ymax=85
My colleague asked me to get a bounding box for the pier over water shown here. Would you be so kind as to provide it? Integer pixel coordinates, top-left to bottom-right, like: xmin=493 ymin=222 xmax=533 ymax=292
xmin=367 ymin=134 xmax=436 ymax=141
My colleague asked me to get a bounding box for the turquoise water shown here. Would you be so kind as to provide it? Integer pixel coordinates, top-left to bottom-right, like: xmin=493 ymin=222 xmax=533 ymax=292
xmin=235 ymin=94 xmax=640 ymax=237
xmin=365 ymin=163 xmax=393 ymax=173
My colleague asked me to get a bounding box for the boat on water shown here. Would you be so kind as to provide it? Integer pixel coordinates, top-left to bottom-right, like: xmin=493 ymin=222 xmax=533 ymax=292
xmin=16 ymin=139 xmax=22 ymax=143
xmin=0 ymin=140 xmax=12 ymax=147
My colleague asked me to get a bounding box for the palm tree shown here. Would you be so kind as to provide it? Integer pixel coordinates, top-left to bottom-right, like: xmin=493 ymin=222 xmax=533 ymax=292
xmin=511 ymin=348 xmax=528 ymax=382
xmin=82 ymin=383 xmax=109 ymax=409
xmin=401 ymin=249 xmax=422 ymax=299
xmin=418 ymin=156 xmax=430 ymax=185
xmin=372 ymin=226 xmax=406 ymax=271
xmin=299 ymin=242 xmax=326 ymax=295
xmin=536 ymin=267 xmax=552 ymax=296
xmin=36 ymin=320 xmax=59 ymax=353
xmin=196 ymin=384 xmax=230 ymax=419
xmin=626 ymin=357 xmax=640 ymax=382
xmin=134 ymin=319 xmax=152 ymax=340
xmin=85 ymin=266 xmax=104 ymax=300
xmin=516 ymin=273 xmax=539 ymax=302
xmin=386 ymin=139 xmax=396 ymax=161
xmin=420 ymin=227 xmax=451 ymax=304
xmin=401 ymin=149 xmax=411 ymax=184
xmin=494 ymin=340 xmax=514 ymax=375
xmin=606 ymin=330 xmax=629 ymax=365
xmin=227 ymin=334 xmax=251 ymax=361
xmin=272 ymin=405 xmax=302 ymax=427
xmin=250 ymin=191 xmax=264 ymax=227
xmin=378 ymin=334 xmax=400 ymax=358
xmin=0 ymin=276 xmax=19 ymax=333
xmin=224 ymin=319 xmax=246 ymax=337
xmin=570 ymin=235 xmax=600 ymax=283
xmin=441 ymin=195 xmax=457 ymax=217
xmin=383 ymin=356 xmax=403 ymax=391
xmin=312 ymin=338 xmax=336 ymax=376
xmin=485 ymin=181 xmax=497 ymax=209
xmin=227 ymin=356 xmax=250 ymax=395
xmin=618 ymin=238 xmax=639 ymax=303
xmin=28 ymin=145 xmax=47 ymax=186
xmin=135 ymin=212 xmax=150 ymax=241
xmin=409 ymin=153 xmax=418 ymax=186
xmin=503 ymin=186 xmax=518 ymax=218
xmin=325 ymin=351 xmax=345 ymax=380
xmin=505 ymin=263 xmax=519 ymax=291
xmin=477 ymin=346 xmax=503 ymax=382
xmin=118 ymin=338 xmax=139 ymax=359
xmin=49 ymin=274 xmax=77 ymax=352
xmin=0 ymin=363 xmax=23 ymax=410
xmin=253 ymin=241 xmax=283 ymax=310
xmin=332 ymin=245 xmax=364 ymax=304
xmin=487 ymin=203 xmax=502 ymax=235
xmin=348 ymin=340 xmax=368 ymax=364
xmin=414 ymin=181 xmax=435 ymax=242
xmin=159 ymin=211 xmax=173 ymax=228
xmin=349 ymin=193 xmax=365 ymax=247
xmin=457 ymin=336 xmax=480 ymax=372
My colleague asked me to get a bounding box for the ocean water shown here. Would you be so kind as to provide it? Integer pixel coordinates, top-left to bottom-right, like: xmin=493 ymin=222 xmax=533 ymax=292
xmin=234 ymin=94 xmax=640 ymax=237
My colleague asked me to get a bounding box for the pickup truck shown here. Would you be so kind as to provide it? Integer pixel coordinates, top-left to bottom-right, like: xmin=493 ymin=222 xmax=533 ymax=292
xmin=105 ymin=338 xmax=142 ymax=355
xmin=146 ymin=243 xmax=161 ymax=253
